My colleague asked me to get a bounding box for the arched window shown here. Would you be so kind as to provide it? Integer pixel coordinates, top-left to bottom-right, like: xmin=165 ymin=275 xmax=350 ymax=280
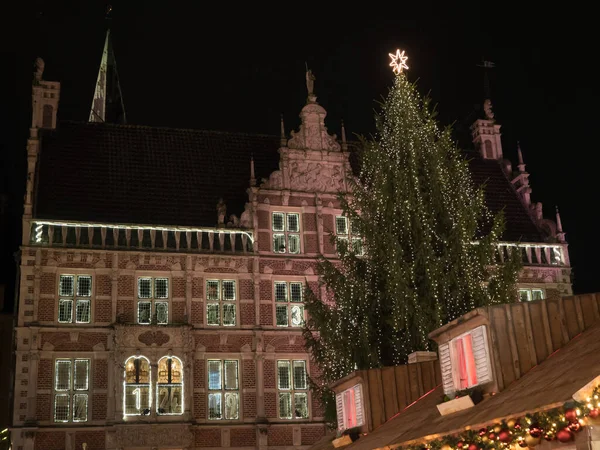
xmin=124 ymin=356 xmax=151 ymax=416
xmin=484 ymin=140 xmax=494 ymax=159
xmin=157 ymin=356 xmax=183 ymax=415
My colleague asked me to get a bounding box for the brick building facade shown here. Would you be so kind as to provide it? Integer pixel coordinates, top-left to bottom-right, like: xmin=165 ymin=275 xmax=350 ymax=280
xmin=10 ymin=41 xmax=572 ymax=450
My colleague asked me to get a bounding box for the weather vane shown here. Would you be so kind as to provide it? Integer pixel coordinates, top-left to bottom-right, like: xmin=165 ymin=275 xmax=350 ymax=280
xmin=389 ymin=49 xmax=409 ymax=75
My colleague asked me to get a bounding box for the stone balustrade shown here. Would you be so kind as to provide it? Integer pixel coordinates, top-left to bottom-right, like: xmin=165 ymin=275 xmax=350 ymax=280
xmin=30 ymin=220 xmax=254 ymax=253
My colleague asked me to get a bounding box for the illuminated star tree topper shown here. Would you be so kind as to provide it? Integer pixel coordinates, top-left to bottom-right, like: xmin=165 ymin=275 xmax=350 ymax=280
xmin=389 ymin=49 xmax=409 ymax=75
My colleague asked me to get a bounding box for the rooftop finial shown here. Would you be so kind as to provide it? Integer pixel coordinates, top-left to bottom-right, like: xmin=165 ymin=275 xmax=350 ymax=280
xmin=250 ymin=154 xmax=256 ymax=187
xmin=555 ymin=206 xmax=566 ymax=243
xmin=280 ymin=114 xmax=286 ymax=147
xmin=341 ymin=119 xmax=348 ymax=151
xmin=517 ymin=141 xmax=524 ymax=165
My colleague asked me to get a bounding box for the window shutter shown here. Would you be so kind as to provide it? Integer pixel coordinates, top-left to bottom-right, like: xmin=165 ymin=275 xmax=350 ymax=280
xmin=438 ymin=343 xmax=454 ymax=394
xmin=354 ymin=384 xmax=364 ymax=426
xmin=336 ymin=392 xmax=344 ymax=430
xmin=471 ymin=326 xmax=492 ymax=384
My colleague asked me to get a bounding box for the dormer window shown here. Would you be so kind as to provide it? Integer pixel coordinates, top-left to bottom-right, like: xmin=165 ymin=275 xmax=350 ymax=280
xmin=335 ymin=216 xmax=363 ymax=256
xmin=272 ymin=212 xmax=301 ymax=254
xmin=438 ymin=325 xmax=492 ymax=395
xmin=335 ymin=384 xmax=364 ymax=432
xmin=519 ymin=288 xmax=544 ymax=302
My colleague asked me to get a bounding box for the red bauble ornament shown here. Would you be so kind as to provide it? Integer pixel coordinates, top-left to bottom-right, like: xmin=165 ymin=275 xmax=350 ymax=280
xmin=590 ymin=409 xmax=600 ymax=419
xmin=478 ymin=428 xmax=487 ymax=437
xmin=514 ymin=423 xmax=522 ymax=431
xmin=457 ymin=441 xmax=464 ymax=449
xmin=488 ymin=433 xmax=496 ymax=440
xmin=498 ymin=430 xmax=512 ymax=443
xmin=556 ymin=428 xmax=574 ymax=443
xmin=564 ymin=408 xmax=578 ymax=423
xmin=543 ymin=433 xmax=554 ymax=441
xmin=517 ymin=439 xmax=527 ymax=448
xmin=529 ymin=425 xmax=543 ymax=438
xmin=568 ymin=421 xmax=582 ymax=432
xmin=468 ymin=443 xmax=478 ymax=450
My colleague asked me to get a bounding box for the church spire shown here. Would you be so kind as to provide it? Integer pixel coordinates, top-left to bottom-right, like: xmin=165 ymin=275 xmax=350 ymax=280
xmin=89 ymin=23 xmax=126 ymax=124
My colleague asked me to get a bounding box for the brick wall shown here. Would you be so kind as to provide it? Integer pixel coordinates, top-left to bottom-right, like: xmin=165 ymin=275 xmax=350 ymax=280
xmin=243 ymin=391 xmax=256 ymax=418
xmin=304 ymin=234 xmax=319 ymax=253
xmin=96 ymin=274 xmax=111 ymax=295
xmin=259 ymin=304 xmax=272 ymax=326
xmin=264 ymin=392 xmax=276 ymax=418
xmin=117 ymin=275 xmax=134 ymax=296
xmin=259 ymin=280 xmax=271 ymax=301
xmin=191 ymin=301 xmax=204 ymax=324
xmin=38 ymin=359 xmax=52 ymax=389
xmin=172 ymin=300 xmax=186 ymax=323
xmin=75 ymin=431 xmax=105 ymax=450
xmin=231 ymin=428 xmax=256 ymax=447
xmin=93 ymin=359 xmax=108 ymax=389
xmin=117 ymin=297 xmax=134 ymax=323
xmin=34 ymin=431 xmax=65 ymax=450
xmin=257 ymin=210 xmax=269 ymax=229
xmin=36 ymin=393 xmax=51 ymax=421
xmin=268 ymin=426 xmax=293 ymax=446
xmin=173 ymin=277 xmax=186 ymax=298
xmin=92 ymin=393 xmax=107 ymax=420
xmin=194 ymin=428 xmax=221 ymax=447
xmin=194 ymin=359 xmax=205 ymax=388
xmin=38 ymin=297 xmax=55 ymax=321
xmin=192 ymin=277 xmax=203 ymax=297
xmin=40 ymin=273 xmax=55 ymax=294
xmin=242 ymin=360 xmax=255 ymax=388
xmin=240 ymin=303 xmax=255 ymax=325
xmin=194 ymin=392 xmax=206 ymax=419
xmin=258 ymin=232 xmax=271 ymax=252
xmin=303 ymin=213 xmax=317 ymax=232
xmin=94 ymin=298 xmax=111 ymax=322
xmin=240 ymin=280 xmax=253 ymax=300
xmin=302 ymin=426 xmax=326 ymax=445
xmin=264 ymin=360 xmax=275 ymax=388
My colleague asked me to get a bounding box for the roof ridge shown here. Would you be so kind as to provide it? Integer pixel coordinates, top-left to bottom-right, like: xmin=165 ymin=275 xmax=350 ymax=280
xmin=59 ymin=120 xmax=280 ymax=139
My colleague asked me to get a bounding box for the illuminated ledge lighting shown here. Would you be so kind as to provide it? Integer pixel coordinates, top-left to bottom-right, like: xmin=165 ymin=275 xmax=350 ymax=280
xmin=32 ymin=219 xmax=254 ymax=243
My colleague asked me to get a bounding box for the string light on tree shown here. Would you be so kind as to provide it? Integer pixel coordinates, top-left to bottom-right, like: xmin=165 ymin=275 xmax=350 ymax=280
xmin=389 ymin=49 xmax=409 ymax=74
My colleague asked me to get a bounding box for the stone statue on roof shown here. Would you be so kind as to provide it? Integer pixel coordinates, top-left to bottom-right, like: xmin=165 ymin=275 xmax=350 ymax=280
xmin=34 ymin=57 xmax=45 ymax=82
xmin=484 ymin=99 xmax=495 ymax=120
xmin=217 ymin=198 xmax=226 ymax=225
xmin=306 ymin=69 xmax=315 ymax=97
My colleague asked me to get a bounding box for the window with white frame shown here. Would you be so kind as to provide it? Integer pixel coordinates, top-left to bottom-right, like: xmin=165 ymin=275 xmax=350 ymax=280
xmin=157 ymin=356 xmax=183 ymax=415
xmin=124 ymin=356 xmax=151 ymax=416
xmin=277 ymin=360 xmax=309 ymax=419
xmin=58 ymin=275 xmax=92 ymax=323
xmin=274 ymin=281 xmax=305 ymax=327
xmin=518 ymin=288 xmax=545 ymax=302
xmin=137 ymin=277 xmax=169 ymax=325
xmin=335 ymin=216 xmax=363 ymax=256
xmin=438 ymin=325 xmax=492 ymax=395
xmin=335 ymin=384 xmax=364 ymax=431
xmin=206 ymin=279 xmax=236 ymax=326
xmin=54 ymin=358 xmax=89 ymax=422
xmin=272 ymin=212 xmax=301 ymax=254
xmin=207 ymin=360 xmax=239 ymax=420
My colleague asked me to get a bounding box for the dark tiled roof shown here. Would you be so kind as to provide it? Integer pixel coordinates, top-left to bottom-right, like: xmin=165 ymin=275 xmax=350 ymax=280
xmin=467 ymin=155 xmax=545 ymax=242
xmin=35 ymin=121 xmax=280 ymax=227
xmin=35 ymin=121 xmax=545 ymax=242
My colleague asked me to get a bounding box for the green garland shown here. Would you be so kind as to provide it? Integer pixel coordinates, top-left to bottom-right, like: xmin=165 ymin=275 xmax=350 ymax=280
xmin=400 ymin=386 xmax=600 ymax=450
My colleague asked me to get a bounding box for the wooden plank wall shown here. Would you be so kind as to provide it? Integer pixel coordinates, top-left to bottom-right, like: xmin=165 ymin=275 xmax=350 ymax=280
xmin=364 ymin=360 xmax=442 ymax=429
xmin=487 ymin=293 xmax=600 ymax=391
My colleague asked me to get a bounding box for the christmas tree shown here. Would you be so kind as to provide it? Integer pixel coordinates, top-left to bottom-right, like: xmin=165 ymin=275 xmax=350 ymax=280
xmin=303 ymin=52 xmax=521 ymax=410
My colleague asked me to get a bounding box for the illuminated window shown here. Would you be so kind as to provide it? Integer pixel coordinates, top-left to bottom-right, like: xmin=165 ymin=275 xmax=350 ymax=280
xmin=206 ymin=280 xmax=236 ymax=326
xmin=54 ymin=359 xmax=89 ymax=422
xmin=335 ymin=216 xmax=363 ymax=256
xmin=272 ymin=212 xmax=301 ymax=254
xmin=274 ymin=281 xmax=304 ymax=327
xmin=157 ymin=357 xmax=183 ymax=415
xmin=518 ymin=288 xmax=545 ymax=302
xmin=137 ymin=277 xmax=169 ymax=325
xmin=438 ymin=325 xmax=492 ymax=395
xmin=335 ymin=384 xmax=364 ymax=431
xmin=207 ymin=360 xmax=239 ymax=420
xmin=277 ymin=360 xmax=308 ymax=419
xmin=124 ymin=356 xmax=151 ymax=416
xmin=58 ymin=275 xmax=92 ymax=324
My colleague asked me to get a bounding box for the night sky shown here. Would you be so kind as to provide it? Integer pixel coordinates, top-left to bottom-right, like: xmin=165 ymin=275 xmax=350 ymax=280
xmin=2 ymin=3 xmax=596 ymax=308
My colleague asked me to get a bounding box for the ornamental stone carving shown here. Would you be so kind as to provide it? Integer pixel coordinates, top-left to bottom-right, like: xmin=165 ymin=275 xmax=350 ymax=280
xmin=114 ymin=425 xmax=193 ymax=447
xmin=138 ymin=330 xmax=170 ymax=346
xmin=288 ymin=102 xmax=341 ymax=152
xmin=288 ymin=161 xmax=345 ymax=192
xmin=114 ymin=325 xmax=193 ymax=349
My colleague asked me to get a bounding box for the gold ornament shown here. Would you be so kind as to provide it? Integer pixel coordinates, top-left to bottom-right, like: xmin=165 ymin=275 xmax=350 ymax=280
xmin=524 ymin=435 xmax=541 ymax=447
xmin=494 ymin=425 xmax=502 ymax=433
xmin=389 ymin=49 xmax=409 ymax=75
xmin=441 ymin=445 xmax=452 ymax=450
xmin=481 ymin=437 xmax=489 ymax=443
xmin=507 ymin=419 xmax=516 ymax=428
